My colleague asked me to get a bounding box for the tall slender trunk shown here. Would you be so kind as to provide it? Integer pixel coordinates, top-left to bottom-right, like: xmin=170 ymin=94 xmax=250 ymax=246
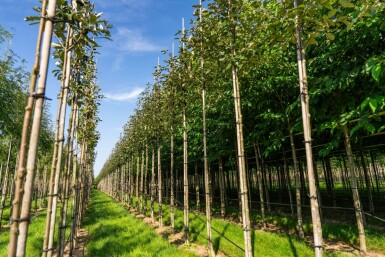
xmin=253 ymin=143 xmax=266 ymax=229
xmin=258 ymin=145 xmax=271 ymax=213
xmin=294 ymin=0 xmax=323 ymax=254
xmin=170 ymin=127 xmax=175 ymax=230
xmin=40 ymin=164 xmax=47 ymax=209
xmin=158 ymin=143 xmax=163 ymax=227
xmin=9 ymin=153 xmax=19 ymax=220
xmin=140 ymin=149 xmax=145 ymax=213
xmin=144 ymin=146 xmax=149 ymax=212
xmin=42 ymin=153 xmax=56 ymax=257
xmin=219 ymin=157 xmax=226 ymax=220
xmin=231 ymin=65 xmax=252 ymax=257
xmin=369 ymin=152 xmax=380 ymax=197
xmin=195 ymin=161 xmax=200 ymax=211
xmin=15 ymin=1 xmax=58 ymax=256
xmin=136 ymin=154 xmax=140 ymax=210
xmin=342 ymin=125 xmax=367 ymax=255
xmin=46 ymin=25 xmax=73 ymax=257
xmin=201 ymin=51 xmax=214 ymax=254
xmin=58 ymin=101 xmax=77 ymax=257
xmin=0 ymin=141 xmax=12 ymax=227
xmin=288 ymin=123 xmax=304 ymax=238
xmin=69 ymin=107 xmax=79 ymax=256
xmin=183 ymin=102 xmax=189 ymax=242
xmin=0 ymin=163 xmax=3 ymax=196
xmin=283 ymin=150 xmax=294 ymax=215
xmin=227 ymin=3 xmax=252 ymax=252
xmin=360 ymin=147 xmax=374 ymax=213
xmin=129 ymin=156 xmax=133 ymax=206
xmin=151 ymin=149 xmax=155 ymax=223
xmin=8 ymin=1 xmax=47 ymax=255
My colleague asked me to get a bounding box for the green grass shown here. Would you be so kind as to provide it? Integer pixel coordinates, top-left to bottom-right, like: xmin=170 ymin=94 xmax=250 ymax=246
xmin=248 ymin=209 xmax=385 ymax=254
xmin=0 ymin=208 xmax=47 ymax=256
xmin=0 ymin=199 xmax=72 ymax=257
xmin=83 ymin=190 xmax=198 ymax=257
xmin=122 ymin=196 xmax=352 ymax=257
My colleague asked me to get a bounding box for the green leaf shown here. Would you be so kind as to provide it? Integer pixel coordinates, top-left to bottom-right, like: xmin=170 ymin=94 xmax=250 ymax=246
xmin=326 ymin=33 xmax=335 ymax=41
xmin=365 ymin=58 xmax=377 ymax=73
xmin=350 ymin=124 xmax=361 ymax=137
xmin=378 ymin=124 xmax=385 ymax=132
xmin=364 ymin=122 xmax=376 ymax=133
xmin=369 ymin=98 xmax=377 ymax=113
xmin=339 ymin=0 xmax=355 ymax=8
xmin=328 ymin=9 xmax=338 ymax=18
xmin=360 ymin=98 xmax=369 ymax=111
xmin=308 ymin=36 xmax=317 ymax=45
xmin=371 ymin=63 xmax=382 ymax=82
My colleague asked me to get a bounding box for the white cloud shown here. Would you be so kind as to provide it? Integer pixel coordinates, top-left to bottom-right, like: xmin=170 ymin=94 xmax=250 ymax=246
xmin=104 ymin=88 xmax=144 ymax=101
xmin=115 ymin=27 xmax=160 ymax=52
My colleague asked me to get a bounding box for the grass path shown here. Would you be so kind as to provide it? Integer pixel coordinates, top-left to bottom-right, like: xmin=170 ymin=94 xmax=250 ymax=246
xmin=82 ymin=190 xmax=197 ymax=257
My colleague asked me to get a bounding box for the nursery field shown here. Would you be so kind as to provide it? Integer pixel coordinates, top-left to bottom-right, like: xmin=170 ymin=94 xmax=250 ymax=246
xmin=1 ymin=0 xmax=385 ymax=256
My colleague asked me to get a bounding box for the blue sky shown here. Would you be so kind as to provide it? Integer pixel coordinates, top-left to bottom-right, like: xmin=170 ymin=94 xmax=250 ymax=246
xmin=0 ymin=0 xmax=198 ymax=176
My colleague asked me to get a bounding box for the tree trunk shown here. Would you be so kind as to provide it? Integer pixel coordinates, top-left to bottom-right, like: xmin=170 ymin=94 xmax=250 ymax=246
xmin=183 ymin=104 xmax=189 ymax=242
xmin=46 ymin=25 xmax=73 ymax=257
xmin=144 ymin=146 xmax=149 ymax=212
xmin=342 ymin=125 xmax=367 ymax=255
xmin=136 ymin=155 xmax=140 ymax=210
xmin=288 ymin=126 xmax=304 ymax=238
xmin=195 ymin=161 xmax=200 ymax=211
xmin=294 ymin=0 xmax=323 ymax=254
xmin=257 ymin=144 xmax=271 ymax=213
xmin=158 ymin=143 xmax=163 ymax=227
xmin=0 ymin=141 xmax=12 ymax=227
xmin=253 ymin=143 xmax=266 ymax=230
xmin=283 ymin=150 xmax=294 ymax=215
xmin=369 ymin=152 xmax=380 ymax=197
xmin=170 ymin=127 xmax=175 ymax=230
xmin=201 ymin=49 xmax=214 ymax=253
xmin=69 ymin=108 xmax=79 ymax=256
xmin=325 ymin=158 xmax=337 ymax=207
xmin=227 ymin=2 xmax=252 ymax=252
xmin=58 ymin=101 xmax=77 ymax=257
xmin=360 ymin=147 xmax=374 ymax=213
xmin=219 ymin=157 xmax=226 ymax=219
xmin=140 ymin=149 xmax=145 ymax=213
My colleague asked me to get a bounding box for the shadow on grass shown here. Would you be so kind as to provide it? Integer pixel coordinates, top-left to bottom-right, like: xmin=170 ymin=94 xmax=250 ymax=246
xmin=213 ymin=223 xmax=230 ymax=254
xmin=286 ymin=233 xmax=298 ymax=257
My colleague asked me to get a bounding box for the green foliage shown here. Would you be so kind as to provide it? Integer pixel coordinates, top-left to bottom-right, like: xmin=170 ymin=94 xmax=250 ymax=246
xmin=0 ymin=24 xmax=54 ymax=162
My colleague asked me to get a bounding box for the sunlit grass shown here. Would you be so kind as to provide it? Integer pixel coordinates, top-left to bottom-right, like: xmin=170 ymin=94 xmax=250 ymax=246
xmin=121 ymin=195 xmax=347 ymax=257
xmin=0 ymin=199 xmax=72 ymax=257
xmin=83 ymin=190 xmax=197 ymax=257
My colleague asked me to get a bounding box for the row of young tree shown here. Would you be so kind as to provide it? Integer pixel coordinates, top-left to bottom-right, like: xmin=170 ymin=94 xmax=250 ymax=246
xmin=0 ymin=25 xmax=54 ymax=232
xmin=0 ymin=0 xmax=111 ymax=256
xmin=97 ymin=0 xmax=385 ymax=256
